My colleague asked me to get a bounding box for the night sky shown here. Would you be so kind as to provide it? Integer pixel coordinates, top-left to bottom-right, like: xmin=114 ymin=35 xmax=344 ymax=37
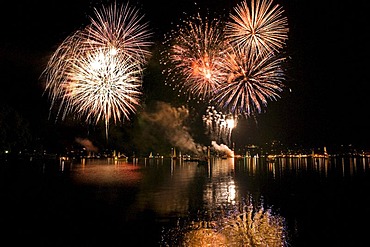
xmin=0 ymin=0 xmax=368 ymax=154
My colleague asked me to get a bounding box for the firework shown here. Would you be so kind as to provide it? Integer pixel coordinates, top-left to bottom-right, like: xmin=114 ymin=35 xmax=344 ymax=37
xmin=64 ymin=48 xmax=143 ymax=126
xmin=203 ymin=106 xmax=237 ymax=146
xmin=161 ymin=14 xmax=229 ymax=101
xmin=214 ymin=46 xmax=285 ymax=116
xmin=225 ymin=0 xmax=289 ymax=55
xmin=161 ymin=0 xmax=289 ymax=118
xmin=42 ymin=2 xmax=152 ymax=138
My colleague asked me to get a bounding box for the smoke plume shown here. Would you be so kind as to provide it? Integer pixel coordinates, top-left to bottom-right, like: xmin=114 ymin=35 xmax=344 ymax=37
xmin=211 ymin=141 xmax=234 ymax=157
xmin=75 ymin=137 xmax=99 ymax=152
xmin=141 ymin=101 xmax=206 ymax=156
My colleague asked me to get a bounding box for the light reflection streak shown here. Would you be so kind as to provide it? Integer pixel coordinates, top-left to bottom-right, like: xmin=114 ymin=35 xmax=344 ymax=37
xmin=342 ymin=157 xmax=345 ymax=176
xmin=129 ymin=159 xmax=199 ymax=218
xmin=363 ymin=157 xmax=366 ymax=171
xmin=351 ymin=157 xmax=356 ymax=176
xmin=203 ymin=160 xmax=237 ymax=207
xmin=236 ymin=156 xmax=370 ymax=178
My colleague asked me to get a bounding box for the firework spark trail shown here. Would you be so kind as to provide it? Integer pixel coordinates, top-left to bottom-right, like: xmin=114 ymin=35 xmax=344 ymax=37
xmin=84 ymin=2 xmax=152 ymax=65
xmin=225 ymin=0 xmax=289 ymax=55
xmin=214 ymin=46 xmax=285 ymax=116
xmin=43 ymin=31 xmax=86 ymax=120
xmin=42 ymin=2 xmax=152 ymax=138
xmin=161 ymin=14 xmax=229 ymax=101
xmin=203 ymin=106 xmax=220 ymax=142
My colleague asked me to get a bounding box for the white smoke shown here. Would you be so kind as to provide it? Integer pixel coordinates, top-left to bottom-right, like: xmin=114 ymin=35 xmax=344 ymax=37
xmin=211 ymin=141 xmax=234 ymax=158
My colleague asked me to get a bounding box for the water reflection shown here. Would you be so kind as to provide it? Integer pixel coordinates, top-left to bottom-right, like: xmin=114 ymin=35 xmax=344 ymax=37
xmin=161 ymin=198 xmax=287 ymax=246
xmin=51 ymin=155 xmax=369 ymax=246
xmin=61 ymin=157 xmax=288 ymax=245
xmin=157 ymin=156 xmax=370 ymax=246
xmin=128 ymin=158 xmax=241 ymax=218
xmin=129 ymin=158 xmax=200 ymax=218
xmin=60 ymin=158 xmax=142 ymax=185
xmin=203 ymin=158 xmax=238 ymax=209
xmin=153 ymin=158 xmax=287 ymax=246
xmin=236 ymin=155 xmax=370 ymax=178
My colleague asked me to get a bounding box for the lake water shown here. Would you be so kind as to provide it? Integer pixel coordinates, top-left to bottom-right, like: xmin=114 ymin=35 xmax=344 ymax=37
xmin=1 ymin=155 xmax=369 ymax=246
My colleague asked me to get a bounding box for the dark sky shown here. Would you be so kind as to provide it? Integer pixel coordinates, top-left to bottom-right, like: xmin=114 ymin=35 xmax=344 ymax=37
xmin=0 ymin=0 xmax=368 ymax=152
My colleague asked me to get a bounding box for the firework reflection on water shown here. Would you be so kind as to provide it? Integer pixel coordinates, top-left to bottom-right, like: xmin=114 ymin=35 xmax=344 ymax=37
xmin=160 ymin=158 xmax=286 ymax=246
